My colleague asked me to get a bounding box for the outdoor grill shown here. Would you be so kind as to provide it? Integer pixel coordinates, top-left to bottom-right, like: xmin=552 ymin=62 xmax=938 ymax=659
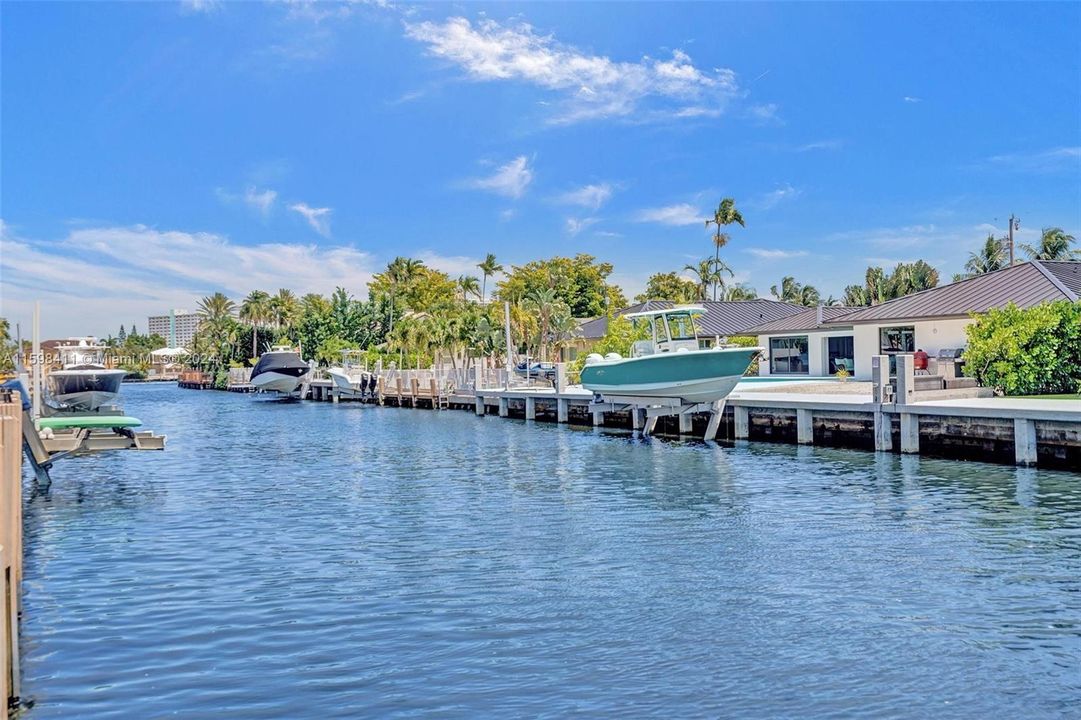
xmin=936 ymin=348 xmax=965 ymax=377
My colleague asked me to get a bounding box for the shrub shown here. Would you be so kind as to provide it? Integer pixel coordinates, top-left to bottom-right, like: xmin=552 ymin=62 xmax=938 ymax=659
xmin=567 ymin=315 xmax=648 ymax=382
xmin=964 ymin=301 xmax=1081 ymax=396
xmin=725 ymin=335 xmax=762 ymax=375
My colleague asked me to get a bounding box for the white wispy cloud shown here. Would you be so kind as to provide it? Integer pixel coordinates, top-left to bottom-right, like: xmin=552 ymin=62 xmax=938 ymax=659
xmin=290 ymin=202 xmax=332 ymax=236
xmin=796 ymin=139 xmax=843 ymax=152
xmin=594 ymin=230 xmax=622 ymax=238
xmin=245 ymin=186 xmax=277 ymax=216
xmin=180 ymin=0 xmax=220 ymax=14
xmin=747 ymin=102 xmax=783 ymax=125
xmin=750 ymin=183 xmax=801 ymax=210
xmin=0 ymin=223 xmax=375 ymax=337
xmin=565 ymin=217 xmax=599 ymax=236
xmin=465 ymin=155 xmax=533 ymax=198
xmin=746 ymin=248 xmax=809 ymax=259
xmin=633 ymin=203 xmax=702 ymax=226
xmin=986 ymin=146 xmax=1080 ymax=173
xmin=403 ymin=17 xmax=740 ymax=123
xmin=416 ymin=251 xmax=485 ymax=278
xmin=556 ymin=182 xmax=614 ymax=210
xmin=903 ymin=96 xmax=922 ymax=103
xmin=499 ymin=208 xmax=516 ymax=222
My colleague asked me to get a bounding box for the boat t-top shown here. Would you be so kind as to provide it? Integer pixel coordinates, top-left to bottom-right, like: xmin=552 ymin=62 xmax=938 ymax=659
xmin=45 ymin=337 xmax=128 ymax=414
xmin=580 ymin=306 xmax=762 ymax=404
xmin=250 ymin=345 xmax=310 ymax=394
xmin=327 ymin=350 xmax=377 ymax=398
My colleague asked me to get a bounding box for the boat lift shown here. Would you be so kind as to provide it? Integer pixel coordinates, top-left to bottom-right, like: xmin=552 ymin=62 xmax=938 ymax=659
xmin=589 ymin=393 xmax=727 ymax=441
xmin=6 ymin=303 xmax=166 ymax=488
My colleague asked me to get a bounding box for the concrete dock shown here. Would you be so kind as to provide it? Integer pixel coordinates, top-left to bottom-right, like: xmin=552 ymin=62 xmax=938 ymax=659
xmin=305 ymin=357 xmax=1080 ymax=470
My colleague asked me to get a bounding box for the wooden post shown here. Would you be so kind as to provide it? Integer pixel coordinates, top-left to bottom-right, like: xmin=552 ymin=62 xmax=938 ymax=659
xmin=498 ymin=397 xmax=509 ymax=418
xmin=429 ymin=378 xmax=439 ymax=410
xmin=1014 ymin=418 xmax=1038 ymax=466
xmin=796 ymin=408 xmax=813 ymax=444
xmin=900 ymin=413 xmax=919 ymax=453
xmin=557 ymin=398 xmax=569 ymax=423
xmin=525 ymin=396 xmax=536 ymax=420
xmin=410 ymin=377 xmax=420 ymax=407
xmin=555 ymin=363 xmax=567 ymax=394
xmin=1 ymin=391 xmax=24 ymax=708
xmin=395 ymin=377 xmax=403 ymax=405
xmin=734 ymin=406 xmax=750 ymax=439
xmin=475 ymin=396 xmax=485 ymax=416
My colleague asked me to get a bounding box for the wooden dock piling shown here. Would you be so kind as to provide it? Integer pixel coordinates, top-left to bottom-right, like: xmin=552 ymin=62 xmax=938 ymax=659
xmin=1 ymin=392 xmax=24 ymax=712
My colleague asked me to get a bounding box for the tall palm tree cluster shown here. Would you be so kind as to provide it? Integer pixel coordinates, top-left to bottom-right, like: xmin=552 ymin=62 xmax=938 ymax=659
xmin=959 ymin=227 xmax=1077 ymax=280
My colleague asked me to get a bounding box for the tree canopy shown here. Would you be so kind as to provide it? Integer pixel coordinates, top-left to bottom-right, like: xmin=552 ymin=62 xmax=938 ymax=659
xmin=495 ymin=254 xmax=626 ymax=317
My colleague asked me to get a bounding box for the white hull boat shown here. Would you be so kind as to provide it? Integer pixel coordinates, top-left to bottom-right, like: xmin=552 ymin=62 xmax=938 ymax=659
xmin=250 ymin=347 xmax=309 ymax=394
xmin=580 ymin=306 xmax=762 ymax=405
xmin=45 ymin=338 xmax=127 ymax=412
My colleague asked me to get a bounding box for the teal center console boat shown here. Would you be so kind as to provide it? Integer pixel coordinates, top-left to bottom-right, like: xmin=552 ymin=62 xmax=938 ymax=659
xmin=580 ymin=306 xmax=762 ymax=404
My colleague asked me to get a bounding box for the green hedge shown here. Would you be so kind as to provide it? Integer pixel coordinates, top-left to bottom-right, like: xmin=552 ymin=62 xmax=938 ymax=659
xmin=964 ymin=301 xmax=1081 ymax=396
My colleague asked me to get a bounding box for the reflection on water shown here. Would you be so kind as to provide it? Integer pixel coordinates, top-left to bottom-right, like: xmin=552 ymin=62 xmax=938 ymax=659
xmin=20 ymin=384 xmax=1081 ymax=718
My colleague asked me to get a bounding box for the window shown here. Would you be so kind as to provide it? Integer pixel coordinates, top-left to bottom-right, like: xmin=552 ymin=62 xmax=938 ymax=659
xmin=827 ymin=336 xmax=854 ymax=374
xmin=770 ymin=336 xmax=809 ymax=374
xmin=880 ymin=326 xmax=915 ymax=353
xmin=665 ymin=313 xmax=697 ymax=341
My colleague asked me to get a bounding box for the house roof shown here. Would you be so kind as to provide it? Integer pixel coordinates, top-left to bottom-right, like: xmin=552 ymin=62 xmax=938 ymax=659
xmin=744 ymin=305 xmax=860 ymax=335
xmin=824 ymin=260 xmax=1080 ymax=325
xmin=575 ymin=299 xmax=804 ymax=340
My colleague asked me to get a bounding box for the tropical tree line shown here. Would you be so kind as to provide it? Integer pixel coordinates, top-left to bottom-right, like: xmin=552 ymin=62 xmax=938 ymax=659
xmin=185 ymin=252 xmax=628 ymax=379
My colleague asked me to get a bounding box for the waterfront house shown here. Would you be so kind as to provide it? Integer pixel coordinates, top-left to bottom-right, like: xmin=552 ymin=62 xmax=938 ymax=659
xmin=562 ymin=299 xmax=805 ymax=361
xmin=747 ymin=260 xmax=1081 ymax=380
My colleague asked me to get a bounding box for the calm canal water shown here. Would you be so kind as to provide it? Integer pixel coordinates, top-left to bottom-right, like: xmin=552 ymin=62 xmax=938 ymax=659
xmin=19 ymin=384 xmax=1081 ymax=718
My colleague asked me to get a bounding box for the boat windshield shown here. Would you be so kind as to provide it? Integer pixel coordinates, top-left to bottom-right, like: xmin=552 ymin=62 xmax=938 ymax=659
xmin=665 ymin=312 xmax=697 ymax=341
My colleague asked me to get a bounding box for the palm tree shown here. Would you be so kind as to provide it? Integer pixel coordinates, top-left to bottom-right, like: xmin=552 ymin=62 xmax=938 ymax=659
xmin=457 ymin=275 xmax=481 ymax=301
xmin=843 ymin=284 xmax=870 ymax=306
xmin=477 ymin=253 xmax=504 ymax=302
xmin=798 ymin=284 xmax=821 ymax=307
xmin=197 ymin=292 xmax=236 ymax=327
xmin=769 ymin=277 xmax=819 ymax=307
xmin=549 ymin=308 xmax=579 ymax=361
xmin=1022 ymin=227 xmax=1077 ymax=261
xmin=684 ymin=259 xmax=720 ymax=301
xmin=525 ymin=287 xmax=560 ymax=361
xmin=722 ymin=283 xmax=758 ymax=301
xmin=386 ymin=257 xmax=424 ymax=332
xmin=770 ymin=276 xmax=800 ymax=303
xmin=196 ymin=292 xmax=238 ymax=370
xmin=270 ymin=288 xmax=299 ymax=331
xmin=704 ymin=198 xmax=745 ymax=301
xmin=964 ymin=235 xmax=1007 ymax=277
xmin=239 ymin=290 xmax=271 ymax=357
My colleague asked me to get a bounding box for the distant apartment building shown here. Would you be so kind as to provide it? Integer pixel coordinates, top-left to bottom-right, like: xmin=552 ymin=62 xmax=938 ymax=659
xmin=148 ymin=310 xmax=201 ymax=348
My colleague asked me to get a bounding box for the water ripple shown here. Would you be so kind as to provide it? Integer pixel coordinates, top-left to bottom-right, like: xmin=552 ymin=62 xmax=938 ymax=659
xmin=18 ymin=384 xmax=1081 ymax=718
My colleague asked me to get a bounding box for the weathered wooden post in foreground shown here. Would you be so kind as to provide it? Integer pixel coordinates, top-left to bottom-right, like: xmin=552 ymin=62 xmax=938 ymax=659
xmin=1 ymin=390 xmax=23 ymax=711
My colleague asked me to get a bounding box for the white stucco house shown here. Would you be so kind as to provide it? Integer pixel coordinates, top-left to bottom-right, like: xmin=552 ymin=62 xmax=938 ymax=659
xmin=746 ymin=260 xmax=1081 ymax=381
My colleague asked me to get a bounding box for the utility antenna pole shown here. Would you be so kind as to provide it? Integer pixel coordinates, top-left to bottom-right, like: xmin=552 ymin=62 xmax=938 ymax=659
xmin=1007 ymin=214 xmax=1020 ymax=265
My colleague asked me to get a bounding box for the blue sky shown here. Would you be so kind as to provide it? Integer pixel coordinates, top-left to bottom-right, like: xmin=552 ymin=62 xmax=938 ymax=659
xmin=2 ymin=0 xmax=1079 ymax=337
